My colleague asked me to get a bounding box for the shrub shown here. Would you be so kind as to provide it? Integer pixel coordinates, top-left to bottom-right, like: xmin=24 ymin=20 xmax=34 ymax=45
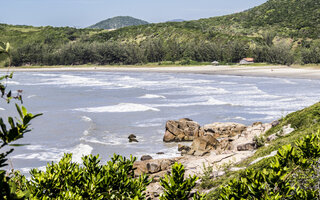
xmin=219 ymin=131 xmax=320 ymax=199
xmin=24 ymin=154 xmax=151 ymax=199
xmin=160 ymin=162 xmax=206 ymax=200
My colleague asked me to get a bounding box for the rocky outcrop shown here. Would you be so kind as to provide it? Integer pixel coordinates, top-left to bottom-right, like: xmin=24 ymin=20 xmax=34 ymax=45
xmin=163 ymin=118 xmax=200 ymax=142
xmin=267 ymin=124 xmax=294 ymax=142
xmin=242 ymin=122 xmax=272 ymax=138
xmin=203 ymin=122 xmax=246 ymax=138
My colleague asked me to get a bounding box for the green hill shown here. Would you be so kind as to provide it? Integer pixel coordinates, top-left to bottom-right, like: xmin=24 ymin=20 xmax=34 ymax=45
xmin=88 ymin=16 xmax=149 ymax=29
xmin=91 ymin=0 xmax=320 ymax=42
xmin=1 ymin=0 xmax=320 ymax=66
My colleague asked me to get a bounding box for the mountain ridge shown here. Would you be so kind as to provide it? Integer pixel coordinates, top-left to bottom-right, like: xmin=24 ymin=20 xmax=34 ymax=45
xmin=88 ymin=16 xmax=149 ymax=29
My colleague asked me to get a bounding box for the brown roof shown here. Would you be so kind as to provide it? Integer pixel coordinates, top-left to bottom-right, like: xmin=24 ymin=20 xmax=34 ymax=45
xmin=243 ymin=58 xmax=254 ymax=62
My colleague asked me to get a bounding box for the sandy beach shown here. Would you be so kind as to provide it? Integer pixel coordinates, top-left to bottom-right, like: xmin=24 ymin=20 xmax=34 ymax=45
xmin=1 ymin=65 xmax=320 ymax=79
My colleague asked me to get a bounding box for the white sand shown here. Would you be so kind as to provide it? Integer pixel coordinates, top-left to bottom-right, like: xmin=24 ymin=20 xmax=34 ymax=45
xmin=2 ymin=65 xmax=320 ymax=79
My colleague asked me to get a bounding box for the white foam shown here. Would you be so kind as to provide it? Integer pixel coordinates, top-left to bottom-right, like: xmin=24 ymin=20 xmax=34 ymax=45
xmin=33 ymin=73 xmax=58 ymax=77
xmin=0 ymin=107 xmax=5 ymax=111
xmin=11 ymin=152 xmax=63 ymax=162
xmin=220 ymin=81 xmax=237 ymax=85
xmin=27 ymin=95 xmax=37 ymax=99
xmin=224 ymin=116 xmax=247 ymax=121
xmin=74 ymin=103 xmax=160 ymax=113
xmin=19 ymin=166 xmax=46 ymax=174
xmin=80 ymin=135 xmax=127 ymax=146
xmin=6 ymin=81 xmax=20 ymax=85
xmin=139 ymin=94 xmax=166 ymax=99
xmin=282 ymin=79 xmax=297 ymax=85
xmin=83 ymin=130 xmax=90 ymax=136
xmin=26 ymin=145 xmax=43 ymax=151
xmin=134 ymin=123 xmax=162 ymax=128
xmin=152 ymin=97 xmax=229 ymax=108
xmin=81 ymin=116 xmax=92 ymax=122
xmin=35 ymin=74 xmax=114 ymax=88
xmin=71 ymin=144 xmax=93 ymax=163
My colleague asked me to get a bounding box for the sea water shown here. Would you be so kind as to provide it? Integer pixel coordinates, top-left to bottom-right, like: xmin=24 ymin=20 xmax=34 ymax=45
xmin=1 ymin=71 xmax=319 ymax=175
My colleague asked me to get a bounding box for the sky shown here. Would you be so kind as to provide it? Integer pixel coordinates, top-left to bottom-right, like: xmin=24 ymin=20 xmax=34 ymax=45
xmin=1 ymin=0 xmax=267 ymax=28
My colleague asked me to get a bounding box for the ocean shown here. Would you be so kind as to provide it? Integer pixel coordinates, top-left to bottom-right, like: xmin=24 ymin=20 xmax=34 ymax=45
xmin=1 ymin=71 xmax=319 ymax=175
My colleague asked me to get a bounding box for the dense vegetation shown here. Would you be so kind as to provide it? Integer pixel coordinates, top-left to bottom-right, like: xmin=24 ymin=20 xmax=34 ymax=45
xmin=219 ymin=132 xmax=320 ymax=199
xmin=88 ymin=16 xmax=149 ymax=30
xmin=1 ymin=0 xmax=320 ymax=67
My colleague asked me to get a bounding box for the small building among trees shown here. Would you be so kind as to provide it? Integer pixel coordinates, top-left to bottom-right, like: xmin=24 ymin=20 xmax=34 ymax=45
xmin=240 ymin=58 xmax=254 ymax=64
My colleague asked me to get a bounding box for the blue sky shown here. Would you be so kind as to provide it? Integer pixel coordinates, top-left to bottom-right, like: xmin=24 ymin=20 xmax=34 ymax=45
xmin=1 ymin=0 xmax=267 ymax=28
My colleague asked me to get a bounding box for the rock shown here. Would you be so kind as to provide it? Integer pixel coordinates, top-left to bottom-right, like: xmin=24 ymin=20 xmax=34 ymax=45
xmin=129 ymin=138 xmax=139 ymax=143
xmin=178 ymin=144 xmax=191 ymax=152
xmin=267 ymin=134 xmax=278 ymax=142
xmin=128 ymin=134 xmax=136 ymax=139
xmin=181 ymin=150 xmax=187 ymax=155
xmin=191 ymin=135 xmax=219 ymax=153
xmin=252 ymin=122 xmax=262 ymax=126
xmin=194 ymin=150 xmax=210 ymax=156
xmin=156 ymin=152 xmax=164 ymax=155
xmin=213 ymin=171 xmax=226 ymax=178
xmin=282 ymin=124 xmax=294 ymax=136
xmin=128 ymin=134 xmax=138 ymax=142
xmin=242 ymin=122 xmax=272 ymax=139
xmin=217 ymin=138 xmax=235 ymax=151
xmin=187 ymin=149 xmax=196 ymax=155
xmin=203 ymin=122 xmax=246 ymax=138
xmin=147 ymin=163 xmax=161 ymax=174
xmin=141 ymin=155 xmax=153 ymax=161
xmin=176 ymin=133 xmax=186 ymax=142
xmin=160 ymin=159 xmax=173 ymax=171
xmin=163 ymin=119 xmax=200 ymax=142
xmin=272 ymin=120 xmax=280 ymax=127
xmin=237 ymin=142 xmax=256 ymax=151
xmin=163 ymin=130 xmax=176 ymax=142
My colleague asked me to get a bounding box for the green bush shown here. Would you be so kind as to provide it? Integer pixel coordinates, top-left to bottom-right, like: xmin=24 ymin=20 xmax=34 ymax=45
xmin=219 ymin=131 xmax=320 ymax=199
xmin=160 ymin=162 xmax=206 ymax=200
xmin=22 ymin=154 xmax=151 ymax=199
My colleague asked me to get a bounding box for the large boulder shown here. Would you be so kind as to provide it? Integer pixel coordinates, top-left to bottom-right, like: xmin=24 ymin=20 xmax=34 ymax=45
xmin=203 ymin=122 xmax=246 ymax=138
xmin=163 ymin=118 xmax=200 ymax=142
xmin=186 ymin=135 xmax=219 ymax=156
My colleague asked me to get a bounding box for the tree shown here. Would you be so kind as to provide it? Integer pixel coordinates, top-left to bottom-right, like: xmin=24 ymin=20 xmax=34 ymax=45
xmin=0 ymin=42 xmax=11 ymax=67
xmin=0 ymin=42 xmax=42 ymax=199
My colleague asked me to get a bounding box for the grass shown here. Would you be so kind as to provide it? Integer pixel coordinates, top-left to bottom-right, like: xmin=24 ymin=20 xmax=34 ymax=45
xmin=204 ymin=102 xmax=320 ymax=198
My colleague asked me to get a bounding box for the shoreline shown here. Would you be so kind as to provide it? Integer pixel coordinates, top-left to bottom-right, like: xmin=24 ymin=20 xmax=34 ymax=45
xmin=1 ymin=65 xmax=320 ymax=79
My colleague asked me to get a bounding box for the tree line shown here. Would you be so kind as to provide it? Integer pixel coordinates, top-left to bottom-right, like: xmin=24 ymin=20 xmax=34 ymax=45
xmin=9 ymin=38 xmax=320 ymax=67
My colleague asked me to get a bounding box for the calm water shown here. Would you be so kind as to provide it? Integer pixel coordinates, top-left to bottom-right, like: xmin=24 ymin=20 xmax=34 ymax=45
xmin=1 ymin=71 xmax=319 ymax=175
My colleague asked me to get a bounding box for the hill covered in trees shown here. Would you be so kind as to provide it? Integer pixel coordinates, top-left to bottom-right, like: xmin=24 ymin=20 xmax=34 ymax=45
xmin=0 ymin=0 xmax=320 ymax=67
xmin=88 ymin=16 xmax=149 ymax=29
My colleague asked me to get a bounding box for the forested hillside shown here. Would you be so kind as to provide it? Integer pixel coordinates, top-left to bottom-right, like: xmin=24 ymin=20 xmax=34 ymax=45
xmin=0 ymin=0 xmax=320 ymax=67
xmin=88 ymin=16 xmax=149 ymax=29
